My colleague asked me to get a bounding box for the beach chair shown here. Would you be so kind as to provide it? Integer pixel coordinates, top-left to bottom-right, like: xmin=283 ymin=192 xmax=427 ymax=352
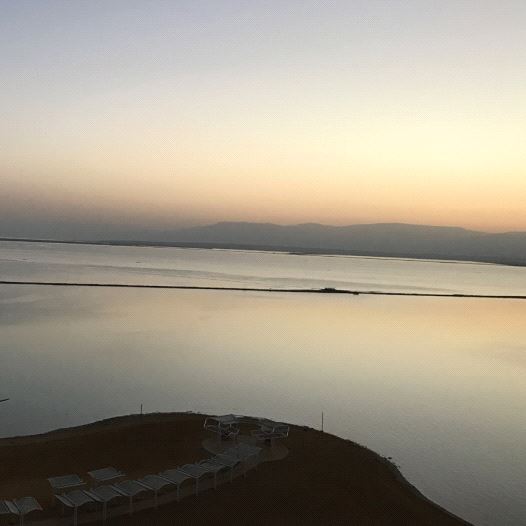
xmin=55 ymin=490 xmax=95 ymax=526
xmin=158 ymin=469 xmax=193 ymax=501
xmin=84 ymin=485 xmax=125 ymax=522
xmin=112 ymin=480 xmax=150 ymax=516
xmin=0 ymin=497 xmax=42 ymax=526
xmin=204 ymin=414 xmax=240 ymax=441
xmin=135 ymin=475 xmax=173 ymax=509
xmin=88 ymin=467 xmax=125 ymax=484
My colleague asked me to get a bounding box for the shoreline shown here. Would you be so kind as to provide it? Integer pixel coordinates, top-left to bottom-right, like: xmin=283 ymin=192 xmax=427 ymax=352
xmin=0 ymin=412 xmax=473 ymax=525
xmin=1 ymin=279 xmax=526 ymax=300
xmin=1 ymin=236 xmax=525 ymax=268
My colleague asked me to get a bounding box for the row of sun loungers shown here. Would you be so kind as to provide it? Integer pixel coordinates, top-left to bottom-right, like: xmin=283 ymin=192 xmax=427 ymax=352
xmin=1 ymin=415 xmax=285 ymax=525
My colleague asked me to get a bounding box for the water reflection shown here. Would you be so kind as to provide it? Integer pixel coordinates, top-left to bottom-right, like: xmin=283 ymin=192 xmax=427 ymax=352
xmin=1 ymin=285 xmax=526 ymax=525
xmin=2 ymin=240 xmax=526 ymax=295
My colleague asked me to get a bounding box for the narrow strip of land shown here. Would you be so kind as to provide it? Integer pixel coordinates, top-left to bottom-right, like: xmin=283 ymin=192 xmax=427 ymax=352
xmin=1 ymin=280 xmax=525 ymax=300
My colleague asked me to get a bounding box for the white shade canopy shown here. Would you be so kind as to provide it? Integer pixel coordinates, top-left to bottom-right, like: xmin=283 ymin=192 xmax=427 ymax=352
xmin=88 ymin=466 xmax=125 ymax=483
xmin=47 ymin=474 xmax=84 ymax=491
xmin=55 ymin=490 xmax=94 ymax=509
xmin=85 ymin=485 xmax=123 ymax=503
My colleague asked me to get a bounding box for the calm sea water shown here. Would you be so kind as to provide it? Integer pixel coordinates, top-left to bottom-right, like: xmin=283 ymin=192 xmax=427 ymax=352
xmin=1 ymin=241 xmax=526 ymax=525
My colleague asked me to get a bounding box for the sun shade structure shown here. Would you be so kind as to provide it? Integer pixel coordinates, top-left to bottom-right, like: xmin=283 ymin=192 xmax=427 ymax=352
xmin=209 ymin=453 xmax=242 ymax=482
xmin=0 ymin=413 xmax=284 ymax=525
xmin=0 ymin=497 xmax=42 ymax=526
xmin=222 ymin=443 xmax=263 ymax=475
xmin=47 ymin=474 xmax=85 ymax=492
xmin=158 ymin=469 xmax=193 ymax=501
xmin=252 ymin=418 xmax=290 ymax=442
xmin=84 ymin=485 xmax=124 ymax=522
xmin=176 ymin=464 xmax=214 ymax=495
xmin=204 ymin=414 xmax=240 ymax=441
xmin=197 ymin=459 xmax=229 ymax=489
xmin=226 ymin=443 xmax=262 ymax=460
xmin=55 ymin=490 xmax=94 ymax=526
xmin=88 ymin=467 xmax=125 ymax=483
xmin=136 ymin=475 xmax=173 ymax=509
xmin=112 ymin=480 xmax=150 ymax=515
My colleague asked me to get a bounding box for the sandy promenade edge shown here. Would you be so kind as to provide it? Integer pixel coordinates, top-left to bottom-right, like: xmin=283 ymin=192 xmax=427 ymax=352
xmin=0 ymin=412 xmax=473 ymax=525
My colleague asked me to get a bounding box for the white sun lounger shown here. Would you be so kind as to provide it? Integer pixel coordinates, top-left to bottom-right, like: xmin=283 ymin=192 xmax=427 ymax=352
xmin=55 ymin=490 xmax=95 ymax=526
xmin=112 ymin=480 xmax=150 ymax=515
xmin=135 ymin=475 xmax=173 ymax=509
xmin=84 ymin=485 xmax=125 ymax=522
xmin=88 ymin=467 xmax=125 ymax=483
xmin=48 ymin=474 xmax=85 ymax=492
xmin=176 ymin=464 xmax=214 ymax=495
xmin=0 ymin=497 xmax=42 ymax=526
xmin=158 ymin=469 xmax=193 ymax=501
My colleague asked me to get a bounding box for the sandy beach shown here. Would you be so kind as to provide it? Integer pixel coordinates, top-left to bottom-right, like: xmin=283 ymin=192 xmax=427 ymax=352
xmin=0 ymin=412 xmax=472 ymax=525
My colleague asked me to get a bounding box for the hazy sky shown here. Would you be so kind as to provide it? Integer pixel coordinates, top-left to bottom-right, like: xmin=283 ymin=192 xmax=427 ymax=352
xmin=1 ymin=0 xmax=525 ymax=239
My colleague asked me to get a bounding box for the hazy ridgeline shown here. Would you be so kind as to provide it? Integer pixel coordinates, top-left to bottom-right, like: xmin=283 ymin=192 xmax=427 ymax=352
xmin=165 ymin=222 xmax=526 ymax=266
xmin=4 ymin=222 xmax=526 ymax=267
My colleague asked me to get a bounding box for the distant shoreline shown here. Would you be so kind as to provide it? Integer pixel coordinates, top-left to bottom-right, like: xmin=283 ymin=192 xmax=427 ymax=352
xmin=1 ymin=280 xmax=525 ymax=300
xmin=1 ymin=236 xmax=525 ymax=268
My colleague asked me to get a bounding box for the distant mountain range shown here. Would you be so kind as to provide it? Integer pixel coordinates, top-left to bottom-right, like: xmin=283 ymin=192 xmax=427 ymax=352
xmin=3 ymin=221 xmax=526 ymax=266
xmin=161 ymin=221 xmax=526 ymax=266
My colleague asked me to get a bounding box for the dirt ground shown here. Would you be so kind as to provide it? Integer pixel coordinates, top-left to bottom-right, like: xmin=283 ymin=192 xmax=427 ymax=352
xmin=0 ymin=413 xmax=472 ymax=525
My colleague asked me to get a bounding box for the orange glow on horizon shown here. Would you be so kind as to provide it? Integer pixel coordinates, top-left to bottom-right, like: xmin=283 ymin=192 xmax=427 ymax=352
xmin=1 ymin=2 xmax=526 ymax=236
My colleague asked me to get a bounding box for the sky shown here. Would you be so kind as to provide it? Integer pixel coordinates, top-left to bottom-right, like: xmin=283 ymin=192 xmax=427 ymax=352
xmin=1 ymin=0 xmax=526 ymax=239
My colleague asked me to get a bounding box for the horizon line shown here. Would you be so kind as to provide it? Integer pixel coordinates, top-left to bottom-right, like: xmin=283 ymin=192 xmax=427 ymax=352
xmin=3 ymin=220 xmax=526 ymax=241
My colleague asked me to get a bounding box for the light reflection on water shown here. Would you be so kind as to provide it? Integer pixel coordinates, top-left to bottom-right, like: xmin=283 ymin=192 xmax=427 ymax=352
xmin=2 ymin=240 xmax=526 ymax=295
xmin=1 ymin=285 xmax=526 ymax=526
